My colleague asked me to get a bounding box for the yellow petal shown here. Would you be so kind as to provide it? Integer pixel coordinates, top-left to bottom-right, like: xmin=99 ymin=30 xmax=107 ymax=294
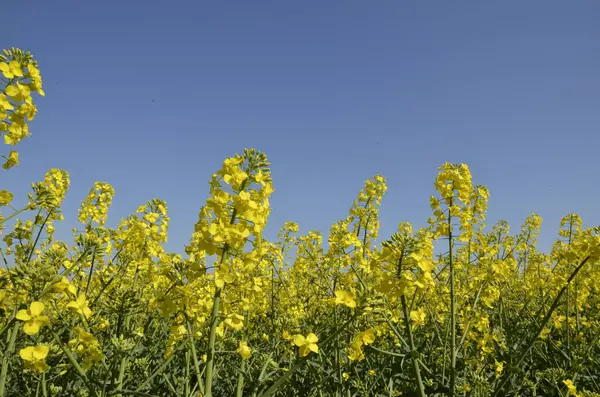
xmin=77 ymin=294 xmax=87 ymax=305
xmin=19 ymin=346 xmax=35 ymax=361
xmin=292 ymin=334 xmax=306 ymax=347
xmin=23 ymin=321 xmax=41 ymax=335
xmin=32 ymin=345 xmax=49 ymax=360
xmin=306 ymin=333 xmax=318 ymax=343
xmin=30 ymin=301 xmax=45 ymax=316
xmin=361 ymin=329 xmax=375 ymax=345
xmin=9 ymin=61 xmax=23 ymax=77
xmin=299 ymin=345 xmax=310 ymax=357
xmin=16 ymin=309 xmax=31 ymax=321
xmin=5 ymin=86 xmax=19 ymax=98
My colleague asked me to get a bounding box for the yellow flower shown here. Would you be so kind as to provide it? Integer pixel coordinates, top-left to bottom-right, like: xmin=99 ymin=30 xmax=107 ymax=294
xmin=348 ymin=341 xmax=364 ymax=361
xmin=26 ymin=63 xmax=44 ymax=96
xmin=0 ymin=94 xmax=13 ymax=117
xmin=293 ymin=333 xmax=319 ymax=357
xmin=359 ymin=329 xmax=375 ymax=345
xmin=495 ymin=360 xmax=504 ymax=378
xmin=254 ymin=169 xmax=267 ymax=185
xmin=19 ymin=345 xmax=49 ymax=373
xmin=51 ymin=276 xmax=77 ymax=295
xmin=334 ymin=290 xmax=356 ymax=308
xmin=224 ymin=314 xmax=245 ymax=331
xmin=16 ymin=301 xmax=50 ymax=335
xmin=0 ymin=190 xmax=13 ymax=206
xmin=98 ymin=318 xmax=110 ymax=329
xmin=348 ymin=328 xmax=376 ymax=362
xmin=410 ymin=307 xmax=427 ymax=327
xmin=6 ymin=82 xmax=31 ymax=102
xmin=78 ymin=182 xmax=115 ymax=225
xmin=237 ymin=341 xmax=252 ymax=359
xmin=0 ymin=61 xmax=23 ymax=79
xmin=563 ymin=379 xmax=579 ymax=396
xmin=222 ymin=165 xmax=248 ymax=189
xmin=66 ymin=294 xmax=93 ymax=319
xmin=2 ymin=151 xmax=19 ymax=169
xmin=68 ymin=327 xmax=104 ymax=368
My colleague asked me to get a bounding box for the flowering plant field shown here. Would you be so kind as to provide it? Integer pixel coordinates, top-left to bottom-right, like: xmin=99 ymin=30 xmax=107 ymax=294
xmin=1 ymin=48 xmax=600 ymax=397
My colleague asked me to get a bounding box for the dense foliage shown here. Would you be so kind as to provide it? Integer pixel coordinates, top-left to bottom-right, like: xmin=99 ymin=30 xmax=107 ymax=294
xmin=1 ymin=48 xmax=600 ymax=397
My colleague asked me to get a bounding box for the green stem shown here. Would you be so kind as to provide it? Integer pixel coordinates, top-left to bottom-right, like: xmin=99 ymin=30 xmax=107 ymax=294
xmin=185 ymin=350 xmax=190 ymax=396
xmin=0 ymin=204 xmax=31 ymax=226
xmin=41 ymin=372 xmax=47 ymax=397
xmin=204 ymin=197 xmax=241 ymax=396
xmin=185 ymin=315 xmax=204 ymax=396
xmin=115 ymin=357 xmax=128 ymax=397
xmin=133 ymin=354 xmax=176 ymax=392
xmin=448 ymin=207 xmax=456 ymax=397
xmin=236 ymin=311 xmax=251 ymax=397
xmin=108 ymin=390 xmax=159 ymax=397
xmin=85 ymin=250 xmax=96 ymax=296
xmin=236 ymin=358 xmax=247 ymax=397
xmin=401 ymin=295 xmax=427 ymax=397
xmin=492 ymin=254 xmax=592 ymax=396
xmin=258 ymin=314 xmax=359 ymax=397
xmin=203 ymin=287 xmax=222 ymax=397
xmin=51 ymin=330 xmax=99 ymax=397
xmin=258 ymin=363 xmax=301 ymax=397
xmin=0 ymin=323 xmax=19 ymax=397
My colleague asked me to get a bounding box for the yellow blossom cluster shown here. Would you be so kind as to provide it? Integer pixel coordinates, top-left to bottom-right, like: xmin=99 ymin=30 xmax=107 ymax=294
xmin=0 ymin=48 xmax=44 ymax=170
xmin=0 ymin=47 xmax=599 ymax=397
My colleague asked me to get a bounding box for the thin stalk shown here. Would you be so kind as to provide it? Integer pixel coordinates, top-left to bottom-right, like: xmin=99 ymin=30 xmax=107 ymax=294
xmin=51 ymin=330 xmax=99 ymax=397
xmin=185 ymin=350 xmax=190 ymax=396
xmin=401 ymin=295 xmax=427 ymax=397
xmin=566 ymin=284 xmax=571 ymax=361
xmin=107 ymin=390 xmax=159 ymax=397
xmin=258 ymin=314 xmax=359 ymax=397
xmin=204 ymin=196 xmax=242 ymax=396
xmin=203 ymin=287 xmax=222 ymax=397
xmin=85 ymin=250 xmax=96 ymax=296
xmin=41 ymin=373 xmax=47 ymax=397
xmin=0 ymin=323 xmax=19 ymax=397
xmin=447 ymin=204 xmax=457 ymax=397
xmin=236 ymin=359 xmax=247 ymax=397
xmin=0 ymin=204 xmax=31 ymax=226
xmin=185 ymin=314 xmax=204 ymax=396
xmin=162 ymin=374 xmax=178 ymax=395
xmin=333 ymin=295 xmax=341 ymax=396
xmin=492 ymin=254 xmax=592 ymax=397
xmin=115 ymin=343 xmax=129 ymax=396
xmin=133 ymin=353 xmax=177 ymax=392
xmin=236 ymin=311 xmax=250 ymax=397
xmin=457 ymin=281 xmax=487 ymax=351
xmin=250 ymin=354 xmax=274 ymax=397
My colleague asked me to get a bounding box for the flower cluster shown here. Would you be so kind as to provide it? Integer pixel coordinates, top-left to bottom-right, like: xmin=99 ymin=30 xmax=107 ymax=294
xmin=0 ymin=47 xmax=599 ymax=397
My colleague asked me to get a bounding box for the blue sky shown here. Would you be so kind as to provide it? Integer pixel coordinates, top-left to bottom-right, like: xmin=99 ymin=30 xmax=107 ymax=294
xmin=3 ymin=1 xmax=599 ymax=255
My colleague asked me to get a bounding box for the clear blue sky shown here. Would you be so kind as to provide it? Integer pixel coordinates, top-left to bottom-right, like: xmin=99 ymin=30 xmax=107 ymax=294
xmin=3 ymin=1 xmax=599 ymax=254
